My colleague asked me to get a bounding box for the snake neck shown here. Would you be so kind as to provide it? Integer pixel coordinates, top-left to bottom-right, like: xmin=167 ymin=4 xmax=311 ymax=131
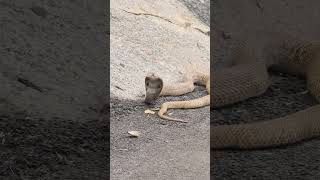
xmin=160 ymin=72 xmax=210 ymax=96
xmin=160 ymin=81 xmax=195 ymax=96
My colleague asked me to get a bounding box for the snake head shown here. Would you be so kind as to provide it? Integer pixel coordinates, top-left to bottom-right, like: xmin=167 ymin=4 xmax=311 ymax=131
xmin=145 ymin=73 xmax=163 ymax=103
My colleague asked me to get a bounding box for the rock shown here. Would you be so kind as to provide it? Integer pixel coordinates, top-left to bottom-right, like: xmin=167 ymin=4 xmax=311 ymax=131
xmin=1 ymin=1 xmax=107 ymax=121
xmin=110 ymin=0 xmax=209 ymax=100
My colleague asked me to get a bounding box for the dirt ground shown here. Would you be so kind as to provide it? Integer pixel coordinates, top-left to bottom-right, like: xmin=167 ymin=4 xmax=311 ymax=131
xmin=111 ymin=87 xmax=209 ymax=179
xmin=0 ymin=113 xmax=108 ymax=179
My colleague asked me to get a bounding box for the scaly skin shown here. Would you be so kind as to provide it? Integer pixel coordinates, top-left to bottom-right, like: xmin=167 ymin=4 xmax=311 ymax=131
xmin=145 ymin=73 xmax=210 ymax=122
xmin=211 ymin=37 xmax=320 ymax=149
xmin=145 ymin=34 xmax=320 ymax=149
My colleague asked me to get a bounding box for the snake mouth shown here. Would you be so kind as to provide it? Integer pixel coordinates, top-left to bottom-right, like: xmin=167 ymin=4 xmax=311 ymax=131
xmin=144 ymin=74 xmax=163 ymax=103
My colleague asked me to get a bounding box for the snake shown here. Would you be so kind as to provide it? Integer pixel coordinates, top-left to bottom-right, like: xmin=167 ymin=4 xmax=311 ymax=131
xmin=145 ymin=72 xmax=210 ymax=123
xmin=145 ymin=35 xmax=320 ymax=149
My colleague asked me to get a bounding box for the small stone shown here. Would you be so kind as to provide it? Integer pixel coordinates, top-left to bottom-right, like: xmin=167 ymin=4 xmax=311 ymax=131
xmin=128 ymin=131 xmax=140 ymax=137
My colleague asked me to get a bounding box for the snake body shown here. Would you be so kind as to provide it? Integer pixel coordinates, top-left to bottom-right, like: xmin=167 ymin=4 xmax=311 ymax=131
xmin=145 ymin=35 xmax=320 ymax=149
xmin=145 ymin=72 xmax=210 ymax=123
xmin=211 ymin=37 xmax=320 ymax=149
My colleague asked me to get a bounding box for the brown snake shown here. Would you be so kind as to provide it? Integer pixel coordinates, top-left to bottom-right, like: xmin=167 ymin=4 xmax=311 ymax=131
xmin=145 ymin=35 xmax=320 ymax=149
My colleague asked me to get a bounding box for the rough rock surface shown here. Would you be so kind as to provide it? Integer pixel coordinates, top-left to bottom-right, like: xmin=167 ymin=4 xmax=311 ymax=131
xmin=111 ymin=0 xmax=209 ymax=100
xmin=0 ymin=0 xmax=107 ymax=121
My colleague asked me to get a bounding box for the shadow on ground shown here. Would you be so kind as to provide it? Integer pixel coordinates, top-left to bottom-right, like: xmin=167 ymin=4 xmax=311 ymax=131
xmin=0 ymin=114 xmax=109 ymax=179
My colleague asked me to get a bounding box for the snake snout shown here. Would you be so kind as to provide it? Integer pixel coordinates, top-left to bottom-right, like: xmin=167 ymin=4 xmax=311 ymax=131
xmin=144 ymin=74 xmax=163 ymax=103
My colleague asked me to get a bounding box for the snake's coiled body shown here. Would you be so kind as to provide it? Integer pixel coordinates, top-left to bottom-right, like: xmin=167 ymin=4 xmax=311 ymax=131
xmin=145 ymin=35 xmax=320 ymax=149
xmin=145 ymin=72 xmax=210 ymax=123
xmin=211 ymin=37 xmax=320 ymax=149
